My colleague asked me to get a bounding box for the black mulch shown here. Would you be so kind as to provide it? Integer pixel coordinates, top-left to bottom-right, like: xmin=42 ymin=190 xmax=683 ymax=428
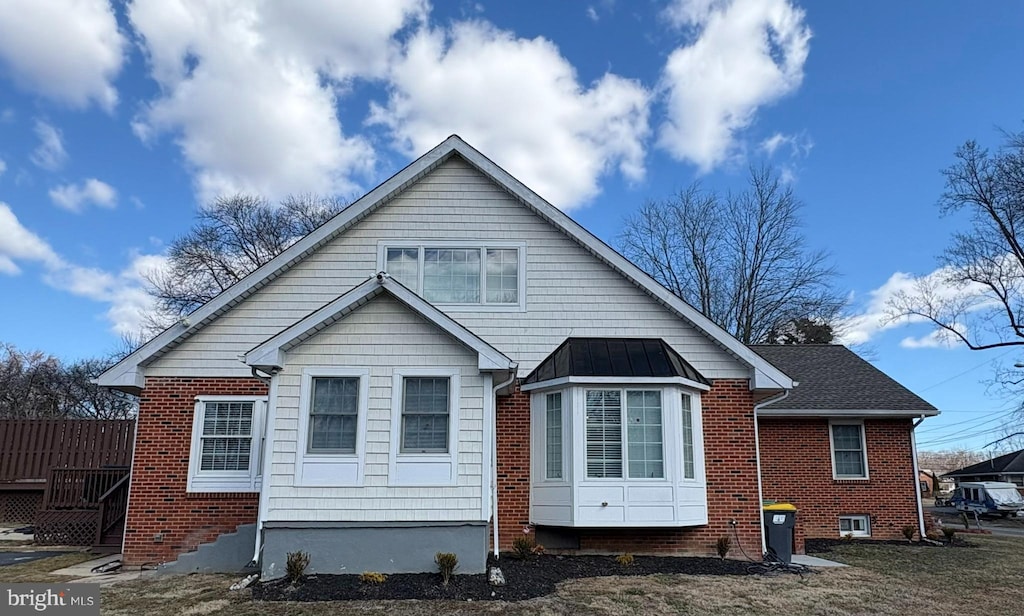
xmin=805 ymin=537 xmax=973 ymax=553
xmin=253 ymin=553 xmax=750 ymax=602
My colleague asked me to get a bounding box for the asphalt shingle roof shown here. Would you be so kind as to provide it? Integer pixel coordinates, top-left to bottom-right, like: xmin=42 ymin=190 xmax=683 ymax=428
xmin=945 ymin=449 xmax=1024 ymax=477
xmin=749 ymin=344 xmax=936 ymax=412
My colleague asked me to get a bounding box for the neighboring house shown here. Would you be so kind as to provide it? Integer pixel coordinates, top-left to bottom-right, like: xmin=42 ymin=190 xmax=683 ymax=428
xmin=98 ymin=136 xmax=937 ymax=578
xmin=750 ymin=345 xmax=937 ymax=547
xmin=919 ymin=469 xmax=954 ymax=496
xmin=945 ymin=450 xmax=1024 ymax=495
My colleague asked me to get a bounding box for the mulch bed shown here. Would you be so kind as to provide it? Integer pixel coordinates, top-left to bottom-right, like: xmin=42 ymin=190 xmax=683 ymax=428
xmin=253 ymin=553 xmax=750 ymax=602
xmin=805 ymin=537 xmax=973 ymax=553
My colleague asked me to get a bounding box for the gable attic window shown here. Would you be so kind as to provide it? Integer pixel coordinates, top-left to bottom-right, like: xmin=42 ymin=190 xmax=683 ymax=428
xmin=188 ymin=396 xmax=267 ymax=493
xmin=380 ymin=242 xmax=525 ymax=310
xmin=524 ymin=338 xmax=711 ymax=527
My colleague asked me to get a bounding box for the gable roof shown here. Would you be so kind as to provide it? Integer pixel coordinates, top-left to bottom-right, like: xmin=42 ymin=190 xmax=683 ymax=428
xmin=749 ymin=344 xmax=938 ymax=416
xmin=245 ymin=273 xmax=515 ymax=372
xmin=944 ymin=450 xmax=1024 ymax=478
xmin=98 ymin=135 xmax=793 ymax=392
xmin=523 ymin=338 xmax=710 ymax=387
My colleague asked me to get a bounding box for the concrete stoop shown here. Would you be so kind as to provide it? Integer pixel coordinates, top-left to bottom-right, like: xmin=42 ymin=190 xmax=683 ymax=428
xmin=158 ymin=524 xmax=258 ymax=574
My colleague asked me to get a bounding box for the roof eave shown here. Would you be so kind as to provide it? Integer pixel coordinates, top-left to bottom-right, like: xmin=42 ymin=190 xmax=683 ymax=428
xmin=758 ymin=408 xmax=940 ymax=418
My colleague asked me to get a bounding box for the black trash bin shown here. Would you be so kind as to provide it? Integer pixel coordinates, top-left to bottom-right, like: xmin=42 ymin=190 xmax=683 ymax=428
xmin=762 ymin=503 xmax=797 ymax=564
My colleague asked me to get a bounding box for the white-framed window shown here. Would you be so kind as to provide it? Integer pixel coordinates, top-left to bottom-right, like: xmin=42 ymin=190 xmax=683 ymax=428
xmin=187 ymin=395 xmax=267 ymax=493
xmin=680 ymin=393 xmax=695 ymax=480
xmin=584 ymin=389 xmax=665 ymax=480
xmin=295 ymin=368 xmax=369 ymax=487
xmin=830 ymin=421 xmax=868 ymax=479
xmin=839 ymin=515 xmax=871 ymax=537
xmin=545 ymin=391 xmax=564 ymax=480
xmin=389 ymin=368 xmax=461 ymax=486
xmin=401 ymin=376 xmax=452 ymax=453
xmin=379 ymin=242 xmax=526 ymax=310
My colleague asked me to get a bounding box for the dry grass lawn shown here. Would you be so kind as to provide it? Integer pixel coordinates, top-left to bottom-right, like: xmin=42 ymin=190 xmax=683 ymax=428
xmin=0 ymin=550 xmax=96 ymax=583
xmin=5 ymin=536 xmax=1024 ymax=615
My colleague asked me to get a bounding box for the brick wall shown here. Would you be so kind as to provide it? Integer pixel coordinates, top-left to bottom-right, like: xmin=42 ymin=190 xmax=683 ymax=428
xmin=123 ymin=377 xmax=267 ymax=566
xmin=495 ymin=379 xmax=763 ymax=557
xmin=759 ymin=417 xmax=919 ymax=551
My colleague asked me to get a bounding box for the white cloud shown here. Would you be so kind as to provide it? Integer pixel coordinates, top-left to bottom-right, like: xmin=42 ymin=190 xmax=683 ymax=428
xmin=0 ymin=0 xmax=125 ymax=111
xmin=370 ymin=20 xmax=651 ymax=209
xmin=0 ymin=203 xmax=62 ymax=273
xmin=49 ymin=179 xmax=118 ymax=212
xmin=128 ymin=0 xmax=425 ymax=202
xmin=0 ymin=201 xmax=162 ymax=335
xmin=839 ymin=269 xmax=987 ymax=347
xmin=29 ymin=121 xmax=68 ymax=171
xmin=0 ymin=158 xmax=6 ymax=177
xmin=586 ymin=6 xmax=599 ymax=21
xmin=900 ymin=327 xmax=965 ymax=350
xmin=658 ymin=0 xmax=811 ymax=172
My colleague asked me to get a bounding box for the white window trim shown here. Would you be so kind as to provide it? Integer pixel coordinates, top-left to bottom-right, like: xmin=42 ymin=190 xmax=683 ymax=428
xmin=582 ymin=387 xmax=668 ymax=482
xmin=389 ymin=367 xmax=461 ymax=486
xmin=534 ymin=390 xmax=569 ymax=484
xmin=839 ymin=514 xmax=871 ymax=537
xmin=187 ymin=395 xmax=267 ymax=493
xmin=294 ymin=367 xmax=369 ymax=487
xmin=377 ymin=240 xmax=527 ymax=312
xmin=829 ymin=420 xmax=869 ymax=480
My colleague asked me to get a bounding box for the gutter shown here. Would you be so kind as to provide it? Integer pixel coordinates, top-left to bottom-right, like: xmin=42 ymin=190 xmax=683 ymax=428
xmin=491 ymin=366 xmax=518 ymax=559
xmin=911 ymin=415 xmax=928 ymax=540
xmin=752 ymin=390 xmax=790 ymax=556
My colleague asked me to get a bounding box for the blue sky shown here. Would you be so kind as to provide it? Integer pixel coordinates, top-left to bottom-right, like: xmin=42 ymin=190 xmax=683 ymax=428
xmin=0 ymin=1 xmax=1022 ymax=452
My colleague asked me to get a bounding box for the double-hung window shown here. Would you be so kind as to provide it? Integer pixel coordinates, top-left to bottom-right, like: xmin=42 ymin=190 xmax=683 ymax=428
xmin=830 ymin=421 xmax=868 ymax=479
xmin=308 ymin=377 xmax=359 ymax=453
xmin=188 ymin=396 xmax=267 ymax=493
xmin=585 ymin=389 xmax=665 ymax=479
xmin=401 ymin=377 xmax=451 ymax=453
xmin=382 ymin=244 xmax=523 ymax=307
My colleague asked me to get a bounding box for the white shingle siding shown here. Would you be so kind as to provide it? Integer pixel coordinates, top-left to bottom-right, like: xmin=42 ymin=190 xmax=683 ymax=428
xmin=265 ymin=294 xmax=485 ymax=522
xmin=145 ymin=156 xmax=747 ymax=380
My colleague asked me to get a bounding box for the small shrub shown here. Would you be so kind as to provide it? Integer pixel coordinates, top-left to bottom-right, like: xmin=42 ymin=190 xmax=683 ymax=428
xmin=901 ymin=524 xmax=916 ymax=542
xmin=435 ymin=552 xmax=459 ymax=587
xmin=716 ymin=535 xmax=732 ymax=559
xmin=841 ymin=532 xmax=854 ymax=542
xmin=616 ymin=553 xmax=635 ymax=566
xmin=942 ymin=527 xmax=957 ymax=544
xmin=926 ymin=530 xmax=944 ymax=541
xmin=359 ymin=571 xmax=387 ymax=584
xmin=285 ymin=551 xmax=310 ymax=584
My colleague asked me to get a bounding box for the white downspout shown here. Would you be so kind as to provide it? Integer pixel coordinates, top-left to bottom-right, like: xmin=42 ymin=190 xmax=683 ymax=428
xmin=251 ymin=370 xmax=278 ymax=566
xmin=491 ymin=366 xmax=518 ymax=559
xmin=753 ymin=390 xmax=790 ymax=556
xmin=911 ymin=415 xmax=927 ymax=540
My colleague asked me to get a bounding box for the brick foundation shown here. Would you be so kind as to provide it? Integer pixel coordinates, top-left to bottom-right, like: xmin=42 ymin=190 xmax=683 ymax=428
xmin=495 ymin=379 xmax=763 ymax=557
xmin=123 ymin=377 xmax=267 ymax=566
xmin=759 ymin=417 xmax=919 ymax=551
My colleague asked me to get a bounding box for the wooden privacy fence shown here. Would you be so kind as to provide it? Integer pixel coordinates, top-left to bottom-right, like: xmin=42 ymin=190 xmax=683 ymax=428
xmin=0 ymin=419 xmax=135 ymax=484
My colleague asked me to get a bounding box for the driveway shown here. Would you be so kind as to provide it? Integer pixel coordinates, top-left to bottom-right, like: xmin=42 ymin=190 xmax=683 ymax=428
xmin=0 ymin=551 xmax=68 ymax=567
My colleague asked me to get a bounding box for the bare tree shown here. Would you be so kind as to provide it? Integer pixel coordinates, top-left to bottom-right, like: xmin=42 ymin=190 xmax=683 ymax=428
xmin=147 ymin=194 xmax=347 ymax=320
xmin=887 ymin=126 xmax=1024 ymax=445
xmin=0 ymin=343 xmax=137 ymax=419
xmin=619 ymin=167 xmax=844 ymax=344
xmin=887 ymin=129 xmax=1024 ymax=352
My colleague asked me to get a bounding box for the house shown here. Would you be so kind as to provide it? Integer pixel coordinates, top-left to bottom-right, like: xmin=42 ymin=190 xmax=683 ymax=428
xmin=945 ymin=450 xmax=1024 ymax=495
xmin=750 ymin=345 xmax=937 ymax=547
xmin=97 ymin=136 xmax=937 ymax=578
xmin=919 ymin=469 xmax=954 ymax=497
